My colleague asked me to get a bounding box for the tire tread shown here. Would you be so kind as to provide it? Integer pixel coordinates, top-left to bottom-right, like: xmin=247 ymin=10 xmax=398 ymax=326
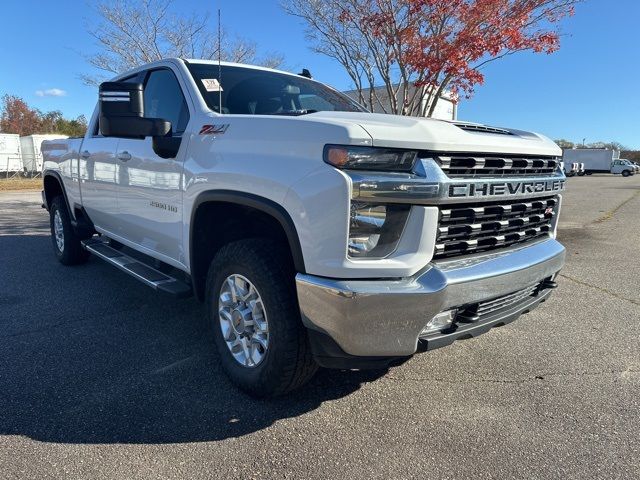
xmin=206 ymin=238 xmax=317 ymax=397
xmin=50 ymin=196 xmax=89 ymax=266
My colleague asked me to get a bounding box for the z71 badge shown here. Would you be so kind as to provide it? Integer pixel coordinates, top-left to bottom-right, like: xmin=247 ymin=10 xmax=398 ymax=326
xmin=199 ymin=124 xmax=229 ymax=135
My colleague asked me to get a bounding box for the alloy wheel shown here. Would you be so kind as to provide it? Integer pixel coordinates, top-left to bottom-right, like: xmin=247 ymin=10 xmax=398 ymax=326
xmin=217 ymin=274 xmax=269 ymax=367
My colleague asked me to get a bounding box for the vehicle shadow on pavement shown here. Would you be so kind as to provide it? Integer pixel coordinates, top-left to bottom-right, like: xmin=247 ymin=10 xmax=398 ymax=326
xmin=0 ymin=234 xmax=387 ymax=444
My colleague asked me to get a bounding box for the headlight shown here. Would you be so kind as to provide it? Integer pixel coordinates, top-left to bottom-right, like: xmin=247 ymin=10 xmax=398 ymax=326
xmin=324 ymin=145 xmax=418 ymax=172
xmin=348 ymin=201 xmax=411 ymax=258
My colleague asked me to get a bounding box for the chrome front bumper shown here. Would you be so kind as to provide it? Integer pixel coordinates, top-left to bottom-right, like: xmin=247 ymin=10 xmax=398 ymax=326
xmin=296 ymin=238 xmax=565 ymax=358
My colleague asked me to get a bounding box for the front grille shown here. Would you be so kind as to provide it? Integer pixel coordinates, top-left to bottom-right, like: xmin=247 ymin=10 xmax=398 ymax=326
xmin=437 ymin=155 xmax=559 ymax=177
xmin=435 ymin=196 xmax=557 ymax=259
xmin=457 ymin=281 xmax=546 ymax=322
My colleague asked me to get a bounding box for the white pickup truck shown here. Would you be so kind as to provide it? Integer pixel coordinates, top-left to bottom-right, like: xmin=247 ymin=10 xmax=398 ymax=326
xmin=42 ymin=58 xmax=566 ymax=397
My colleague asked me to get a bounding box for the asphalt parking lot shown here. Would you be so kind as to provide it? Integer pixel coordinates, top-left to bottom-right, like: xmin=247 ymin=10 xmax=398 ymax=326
xmin=1 ymin=175 xmax=639 ymax=479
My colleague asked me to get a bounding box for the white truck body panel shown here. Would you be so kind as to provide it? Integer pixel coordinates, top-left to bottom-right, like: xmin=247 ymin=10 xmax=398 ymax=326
xmin=308 ymin=111 xmax=560 ymax=156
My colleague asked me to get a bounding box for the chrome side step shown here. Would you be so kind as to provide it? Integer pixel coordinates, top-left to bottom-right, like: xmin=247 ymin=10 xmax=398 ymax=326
xmin=82 ymin=238 xmax=192 ymax=298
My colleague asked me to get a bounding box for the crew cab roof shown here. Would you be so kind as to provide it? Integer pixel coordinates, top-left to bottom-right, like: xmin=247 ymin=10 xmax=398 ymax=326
xmin=112 ymin=58 xmax=310 ymax=84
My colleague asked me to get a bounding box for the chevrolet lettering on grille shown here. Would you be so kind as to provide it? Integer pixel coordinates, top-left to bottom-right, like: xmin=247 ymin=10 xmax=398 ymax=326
xmin=448 ymin=179 xmax=565 ymax=198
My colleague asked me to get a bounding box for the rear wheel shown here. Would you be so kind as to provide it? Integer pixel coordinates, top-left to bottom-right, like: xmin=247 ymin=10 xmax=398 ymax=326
xmin=206 ymin=239 xmax=318 ymax=397
xmin=49 ymin=196 xmax=89 ymax=265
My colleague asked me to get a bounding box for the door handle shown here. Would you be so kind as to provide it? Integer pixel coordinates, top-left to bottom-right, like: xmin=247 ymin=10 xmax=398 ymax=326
xmin=117 ymin=151 xmax=132 ymax=162
xmin=80 ymin=150 xmax=90 ymax=159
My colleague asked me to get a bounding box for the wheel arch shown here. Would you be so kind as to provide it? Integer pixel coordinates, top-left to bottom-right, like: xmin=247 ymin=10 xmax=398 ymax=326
xmin=43 ymin=171 xmax=70 ymax=215
xmin=43 ymin=171 xmax=95 ymax=238
xmin=189 ymin=190 xmax=306 ymax=301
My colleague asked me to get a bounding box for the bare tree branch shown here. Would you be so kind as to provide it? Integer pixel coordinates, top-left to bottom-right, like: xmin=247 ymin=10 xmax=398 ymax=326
xmin=82 ymin=0 xmax=284 ymax=85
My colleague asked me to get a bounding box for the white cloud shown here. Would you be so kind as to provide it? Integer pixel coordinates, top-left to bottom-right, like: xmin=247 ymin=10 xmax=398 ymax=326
xmin=35 ymin=88 xmax=67 ymax=97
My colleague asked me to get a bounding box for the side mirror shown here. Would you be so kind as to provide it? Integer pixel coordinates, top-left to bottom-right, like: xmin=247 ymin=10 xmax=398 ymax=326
xmin=98 ymin=82 xmax=171 ymax=139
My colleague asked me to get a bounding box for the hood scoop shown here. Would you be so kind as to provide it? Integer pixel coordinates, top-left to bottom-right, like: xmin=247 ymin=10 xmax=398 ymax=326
xmin=453 ymin=122 xmax=514 ymax=136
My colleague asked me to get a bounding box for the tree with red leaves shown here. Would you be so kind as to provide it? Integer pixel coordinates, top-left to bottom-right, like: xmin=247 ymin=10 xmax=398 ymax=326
xmin=0 ymin=95 xmax=42 ymax=136
xmin=284 ymin=0 xmax=579 ymax=116
xmin=0 ymin=95 xmax=88 ymax=137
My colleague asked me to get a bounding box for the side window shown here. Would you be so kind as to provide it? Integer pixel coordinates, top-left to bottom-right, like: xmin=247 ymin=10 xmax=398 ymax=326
xmin=143 ymin=69 xmax=190 ymax=134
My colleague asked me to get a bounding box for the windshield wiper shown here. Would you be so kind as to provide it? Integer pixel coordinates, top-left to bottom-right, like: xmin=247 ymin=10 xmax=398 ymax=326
xmin=267 ymin=109 xmax=319 ymax=116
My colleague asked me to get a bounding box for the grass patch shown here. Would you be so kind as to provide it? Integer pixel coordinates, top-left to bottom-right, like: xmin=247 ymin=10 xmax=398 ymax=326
xmin=0 ymin=177 xmax=43 ymax=191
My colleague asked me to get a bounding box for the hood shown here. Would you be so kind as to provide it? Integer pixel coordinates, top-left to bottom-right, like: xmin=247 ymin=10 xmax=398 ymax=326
xmin=303 ymin=111 xmax=561 ymax=157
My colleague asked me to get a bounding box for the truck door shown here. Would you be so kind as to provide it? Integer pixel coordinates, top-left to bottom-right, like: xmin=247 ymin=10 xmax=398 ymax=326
xmin=611 ymin=160 xmax=623 ymax=174
xmin=114 ymin=67 xmax=190 ymax=265
xmin=78 ymin=112 xmax=121 ymax=234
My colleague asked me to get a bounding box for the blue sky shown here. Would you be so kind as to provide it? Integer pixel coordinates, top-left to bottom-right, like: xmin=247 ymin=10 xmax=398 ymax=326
xmin=0 ymin=0 xmax=638 ymax=147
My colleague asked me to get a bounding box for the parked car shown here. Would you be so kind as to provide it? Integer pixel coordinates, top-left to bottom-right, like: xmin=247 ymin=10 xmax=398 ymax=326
xmin=42 ymin=58 xmax=566 ymax=397
xmin=619 ymin=159 xmax=640 ymax=174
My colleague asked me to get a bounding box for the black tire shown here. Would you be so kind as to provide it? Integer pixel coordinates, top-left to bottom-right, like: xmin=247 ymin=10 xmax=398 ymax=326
xmin=622 ymin=170 xmax=630 ymax=177
xmin=49 ymin=196 xmax=89 ymax=265
xmin=577 ymin=171 xmax=585 ymax=176
xmin=206 ymin=239 xmax=318 ymax=397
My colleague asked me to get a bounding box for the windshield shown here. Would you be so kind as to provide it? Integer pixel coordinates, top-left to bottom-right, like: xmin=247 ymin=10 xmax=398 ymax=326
xmin=185 ymin=63 xmax=365 ymax=115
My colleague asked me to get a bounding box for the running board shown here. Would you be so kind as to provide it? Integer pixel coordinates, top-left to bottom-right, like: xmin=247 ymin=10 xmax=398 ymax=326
xmin=82 ymin=238 xmax=192 ymax=298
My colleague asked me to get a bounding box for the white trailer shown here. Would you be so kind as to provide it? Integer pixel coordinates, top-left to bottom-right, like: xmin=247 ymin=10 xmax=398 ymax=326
xmin=20 ymin=134 xmax=68 ymax=174
xmin=0 ymin=133 xmax=23 ymax=177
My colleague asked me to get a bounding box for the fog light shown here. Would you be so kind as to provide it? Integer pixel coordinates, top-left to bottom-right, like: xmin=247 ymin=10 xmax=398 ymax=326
xmin=421 ymin=309 xmax=457 ymax=335
xmin=348 ymin=201 xmax=411 ymax=258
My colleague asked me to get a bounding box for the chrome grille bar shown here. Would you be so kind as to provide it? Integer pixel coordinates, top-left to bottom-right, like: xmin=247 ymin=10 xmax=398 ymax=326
xmin=437 ymin=155 xmax=559 ymax=178
xmin=476 ymin=285 xmax=539 ymax=315
xmin=434 ymin=196 xmax=557 ymax=259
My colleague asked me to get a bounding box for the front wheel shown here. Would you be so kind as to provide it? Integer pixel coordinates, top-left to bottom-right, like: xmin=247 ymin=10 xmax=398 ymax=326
xmin=49 ymin=196 xmax=89 ymax=265
xmin=622 ymin=170 xmax=630 ymax=177
xmin=206 ymin=239 xmax=318 ymax=397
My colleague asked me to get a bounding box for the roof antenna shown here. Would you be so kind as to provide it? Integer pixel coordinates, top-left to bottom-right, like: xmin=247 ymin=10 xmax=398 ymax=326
xmin=299 ymin=69 xmax=312 ymax=79
xmin=218 ymin=8 xmax=223 ymax=114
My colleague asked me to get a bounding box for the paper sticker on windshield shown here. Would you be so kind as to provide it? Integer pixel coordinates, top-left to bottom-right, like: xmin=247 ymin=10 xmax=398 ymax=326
xmin=202 ymin=79 xmax=223 ymax=92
